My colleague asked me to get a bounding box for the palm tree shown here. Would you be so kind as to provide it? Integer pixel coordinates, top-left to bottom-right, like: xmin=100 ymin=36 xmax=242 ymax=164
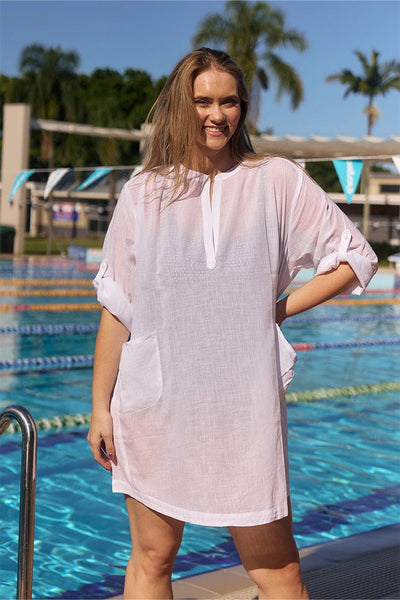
xmin=326 ymin=49 xmax=400 ymax=239
xmin=326 ymin=50 xmax=400 ymax=135
xmin=19 ymin=43 xmax=81 ymax=167
xmin=192 ymin=0 xmax=308 ymax=132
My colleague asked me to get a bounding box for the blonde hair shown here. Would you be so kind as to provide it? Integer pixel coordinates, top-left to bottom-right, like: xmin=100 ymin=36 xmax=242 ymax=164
xmin=141 ymin=48 xmax=256 ymax=191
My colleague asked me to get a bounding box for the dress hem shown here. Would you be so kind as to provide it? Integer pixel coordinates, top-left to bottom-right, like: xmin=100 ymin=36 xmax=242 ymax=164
xmin=112 ymin=479 xmax=289 ymax=527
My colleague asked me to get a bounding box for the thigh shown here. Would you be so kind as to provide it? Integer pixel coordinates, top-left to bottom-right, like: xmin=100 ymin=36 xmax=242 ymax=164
xmin=125 ymin=495 xmax=185 ymax=558
xmin=228 ymin=498 xmax=299 ymax=571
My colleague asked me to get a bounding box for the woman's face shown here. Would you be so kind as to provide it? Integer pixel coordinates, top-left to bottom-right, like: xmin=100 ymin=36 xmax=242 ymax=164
xmin=193 ymin=67 xmax=241 ymax=161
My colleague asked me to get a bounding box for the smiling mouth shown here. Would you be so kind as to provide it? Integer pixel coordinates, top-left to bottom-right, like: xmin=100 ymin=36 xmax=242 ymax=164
xmin=203 ymin=126 xmax=227 ymax=135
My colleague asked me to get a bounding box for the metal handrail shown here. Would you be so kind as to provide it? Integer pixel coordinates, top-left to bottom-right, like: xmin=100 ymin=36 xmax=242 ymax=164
xmin=0 ymin=405 xmax=37 ymax=600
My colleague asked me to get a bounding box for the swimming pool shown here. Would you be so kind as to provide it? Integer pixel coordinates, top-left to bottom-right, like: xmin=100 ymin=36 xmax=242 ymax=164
xmin=0 ymin=259 xmax=399 ymax=599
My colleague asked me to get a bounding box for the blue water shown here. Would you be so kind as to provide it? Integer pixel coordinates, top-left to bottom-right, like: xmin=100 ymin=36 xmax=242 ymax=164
xmin=0 ymin=260 xmax=399 ymax=599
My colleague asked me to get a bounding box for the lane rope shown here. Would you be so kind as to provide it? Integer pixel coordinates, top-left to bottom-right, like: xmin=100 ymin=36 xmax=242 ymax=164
xmin=1 ymin=337 xmax=399 ymax=373
xmin=1 ymin=299 xmax=399 ymax=313
xmin=0 ymin=323 xmax=99 ymax=335
xmin=3 ymin=413 xmax=91 ymax=434
xmin=0 ymin=289 xmax=95 ymax=297
xmin=1 ymin=314 xmax=399 ymax=337
xmin=286 ymin=381 xmax=400 ymax=403
xmin=288 ymin=314 xmax=400 ymax=324
xmin=285 ymin=286 xmax=400 ymax=295
xmin=327 ymin=298 xmax=400 ymax=305
xmin=0 ymin=355 xmax=94 ymax=372
xmin=293 ymin=337 xmax=400 ymax=352
xmin=0 ymin=279 xmax=93 ymax=286
xmin=3 ymin=381 xmax=399 ymax=434
xmin=0 ymin=303 xmax=100 ymax=312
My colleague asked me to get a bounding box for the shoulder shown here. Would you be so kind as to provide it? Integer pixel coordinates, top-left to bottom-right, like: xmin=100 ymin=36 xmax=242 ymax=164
xmin=124 ymin=169 xmax=159 ymax=192
xmin=261 ymin=156 xmax=303 ymax=177
xmin=240 ymin=155 xmax=304 ymax=186
xmin=241 ymin=155 xmax=302 ymax=174
xmin=120 ymin=168 xmax=171 ymax=202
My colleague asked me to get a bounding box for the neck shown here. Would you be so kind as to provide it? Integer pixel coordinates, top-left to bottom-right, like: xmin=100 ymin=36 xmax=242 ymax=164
xmin=190 ymin=147 xmax=237 ymax=178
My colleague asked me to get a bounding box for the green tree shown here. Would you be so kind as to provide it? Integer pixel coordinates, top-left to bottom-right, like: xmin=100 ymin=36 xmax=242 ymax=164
xmin=326 ymin=50 xmax=400 ymax=135
xmin=4 ymin=44 xmax=167 ymax=169
xmin=15 ymin=43 xmax=81 ymax=167
xmin=192 ymin=0 xmax=308 ymax=131
xmin=78 ymin=68 xmax=166 ymax=217
xmin=305 ymin=161 xmax=343 ymax=194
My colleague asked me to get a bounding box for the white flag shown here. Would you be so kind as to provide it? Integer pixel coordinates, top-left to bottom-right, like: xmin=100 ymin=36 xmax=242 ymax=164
xmin=392 ymin=155 xmax=400 ymax=174
xmin=44 ymin=168 xmax=70 ymax=199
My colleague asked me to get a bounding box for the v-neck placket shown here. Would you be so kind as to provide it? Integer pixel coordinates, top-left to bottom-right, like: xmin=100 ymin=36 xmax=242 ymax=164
xmin=201 ymin=176 xmax=222 ymax=269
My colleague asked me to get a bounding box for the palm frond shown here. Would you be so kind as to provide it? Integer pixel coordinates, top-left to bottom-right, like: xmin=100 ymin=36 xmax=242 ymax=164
xmin=265 ymin=52 xmax=304 ymax=109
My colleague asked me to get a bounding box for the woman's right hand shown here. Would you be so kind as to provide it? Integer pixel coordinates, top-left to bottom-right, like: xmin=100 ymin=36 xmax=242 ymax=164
xmin=89 ymin=308 xmax=130 ymax=471
xmin=87 ymin=409 xmax=116 ymax=471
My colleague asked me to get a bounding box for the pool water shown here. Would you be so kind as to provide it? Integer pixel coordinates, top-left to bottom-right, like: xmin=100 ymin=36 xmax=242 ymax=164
xmin=0 ymin=261 xmax=399 ymax=599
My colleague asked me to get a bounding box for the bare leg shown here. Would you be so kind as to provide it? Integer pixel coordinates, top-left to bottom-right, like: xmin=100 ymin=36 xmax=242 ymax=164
xmin=229 ymin=499 xmax=308 ymax=600
xmin=123 ymin=496 xmax=185 ymax=600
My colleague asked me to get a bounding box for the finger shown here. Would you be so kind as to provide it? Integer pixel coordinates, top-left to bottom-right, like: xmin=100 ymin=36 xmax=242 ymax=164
xmin=89 ymin=438 xmax=112 ymax=471
xmin=103 ymin=438 xmax=116 ymax=465
xmin=100 ymin=440 xmax=114 ymax=468
xmin=99 ymin=442 xmax=114 ymax=470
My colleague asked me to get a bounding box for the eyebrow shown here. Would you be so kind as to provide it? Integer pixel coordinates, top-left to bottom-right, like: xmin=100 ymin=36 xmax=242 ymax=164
xmin=194 ymin=95 xmax=240 ymax=102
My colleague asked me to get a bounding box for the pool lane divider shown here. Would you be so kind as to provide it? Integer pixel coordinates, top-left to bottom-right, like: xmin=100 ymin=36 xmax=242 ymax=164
xmin=327 ymin=298 xmax=400 ymax=305
xmin=0 ymin=354 xmax=94 ymax=372
xmin=292 ymin=338 xmax=400 ymax=351
xmin=0 ymin=289 xmax=95 ymax=297
xmin=0 ymin=279 xmax=94 ymax=286
xmin=1 ymin=299 xmax=399 ymax=312
xmin=1 ymin=314 xmax=399 ymax=337
xmin=289 ymin=314 xmax=400 ymax=324
xmin=0 ymin=303 xmax=100 ymax=312
xmin=0 ymin=323 xmax=99 ymax=335
xmin=286 ymin=381 xmax=400 ymax=403
xmin=3 ymin=381 xmax=400 ymax=434
xmin=1 ymin=338 xmax=399 ymax=374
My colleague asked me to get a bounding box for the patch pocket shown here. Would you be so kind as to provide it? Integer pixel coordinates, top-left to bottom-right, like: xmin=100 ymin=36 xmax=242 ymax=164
xmin=275 ymin=324 xmax=297 ymax=392
xmin=118 ymin=332 xmax=163 ymax=412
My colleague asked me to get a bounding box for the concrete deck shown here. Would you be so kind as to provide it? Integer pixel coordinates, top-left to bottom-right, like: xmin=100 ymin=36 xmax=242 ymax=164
xmin=110 ymin=523 xmax=400 ymax=599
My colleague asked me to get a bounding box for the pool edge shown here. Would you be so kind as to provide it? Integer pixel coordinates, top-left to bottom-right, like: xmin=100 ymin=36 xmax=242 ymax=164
xmin=109 ymin=523 xmax=400 ymax=599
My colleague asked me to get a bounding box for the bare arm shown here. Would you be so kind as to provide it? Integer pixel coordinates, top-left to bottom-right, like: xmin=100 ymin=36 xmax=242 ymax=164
xmin=276 ymin=263 xmax=358 ymax=326
xmin=87 ymin=307 xmax=130 ymax=471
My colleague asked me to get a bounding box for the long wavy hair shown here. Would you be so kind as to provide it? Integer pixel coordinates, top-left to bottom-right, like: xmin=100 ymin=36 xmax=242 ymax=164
xmin=141 ymin=48 xmax=256 ymax=191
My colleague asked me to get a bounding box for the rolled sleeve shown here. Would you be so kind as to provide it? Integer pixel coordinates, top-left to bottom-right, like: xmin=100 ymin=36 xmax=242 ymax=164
xmin=93 ymin=261 xmax=134 ymax=329
xmin=315 ymin=228 xmax=378 ymax=295
xmin=92 ymin=184 xmax=136 ymax=329
xmin=277 ymin=159 xmax=378 ymax=294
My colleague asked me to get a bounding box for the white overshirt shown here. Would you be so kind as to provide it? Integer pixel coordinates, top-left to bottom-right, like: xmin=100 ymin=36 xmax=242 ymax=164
xmin=93 ymin=157 xmax=378 ymax=527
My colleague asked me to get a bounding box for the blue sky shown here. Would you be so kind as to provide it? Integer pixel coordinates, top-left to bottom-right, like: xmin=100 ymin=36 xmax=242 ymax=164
xmin=1 ymin=0 xmax=399 ymax=139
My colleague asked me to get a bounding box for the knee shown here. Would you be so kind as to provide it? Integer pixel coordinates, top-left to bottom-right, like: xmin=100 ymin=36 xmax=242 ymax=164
xmin=248 ymin=562 xmax=302 ymax=590
xmin=132 ymin=542 xmax=179 ymax=580
xmin=247 ymin=560 xmax=306 ymax=596
xmin=274 ymin=559 xmax=304 ymax=585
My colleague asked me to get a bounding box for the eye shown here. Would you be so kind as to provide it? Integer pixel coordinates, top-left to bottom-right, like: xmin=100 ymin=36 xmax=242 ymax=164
xmin=194 ymin=99 xmax=209 ymax=106
xmin=223 ymin=99 xmax=239 ymax=107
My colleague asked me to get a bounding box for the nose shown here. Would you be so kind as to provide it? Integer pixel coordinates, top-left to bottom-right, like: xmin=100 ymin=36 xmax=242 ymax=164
xmin=210 ymin=103 xmax=225 ymax=123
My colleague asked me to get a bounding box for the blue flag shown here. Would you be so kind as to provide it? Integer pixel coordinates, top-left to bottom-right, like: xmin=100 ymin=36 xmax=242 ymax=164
xmin=9 ymin=170 xmax=35 ymax=200
xmin=77 ymin=167 xmax=112 ymax=191
xmin=333 ymin=160 xmax=363 ymax=204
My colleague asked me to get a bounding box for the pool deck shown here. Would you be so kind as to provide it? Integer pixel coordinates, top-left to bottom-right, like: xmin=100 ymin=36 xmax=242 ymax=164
xmin=109 ymin=523 xmax=400 ymax=599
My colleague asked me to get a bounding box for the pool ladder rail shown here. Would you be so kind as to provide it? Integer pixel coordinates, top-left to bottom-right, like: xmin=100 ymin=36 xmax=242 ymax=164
xmin=0 ymin=405 xmax=37 ymax=600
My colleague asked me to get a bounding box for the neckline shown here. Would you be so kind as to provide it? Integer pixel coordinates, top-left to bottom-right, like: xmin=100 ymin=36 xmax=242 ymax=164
xmin=185 ymin=162 xmax=242 ymax=181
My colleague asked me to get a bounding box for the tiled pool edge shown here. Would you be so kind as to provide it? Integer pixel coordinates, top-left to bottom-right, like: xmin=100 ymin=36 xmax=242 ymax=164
xmin=110 ymin=523 xmax=400 ymax=599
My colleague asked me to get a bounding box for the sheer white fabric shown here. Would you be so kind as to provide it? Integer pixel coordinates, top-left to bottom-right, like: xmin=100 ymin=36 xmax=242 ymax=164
xmin=94 ymin=157 xmax=378 ymax=526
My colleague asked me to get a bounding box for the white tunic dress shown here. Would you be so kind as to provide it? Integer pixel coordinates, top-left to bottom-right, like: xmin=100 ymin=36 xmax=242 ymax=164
xmin=93 ymin=157 xmax=377 ymax=527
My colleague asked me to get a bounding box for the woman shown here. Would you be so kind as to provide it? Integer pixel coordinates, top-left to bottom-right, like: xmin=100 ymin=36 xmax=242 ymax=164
xmin=88 ymin=48 xmax=378 ymax=599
